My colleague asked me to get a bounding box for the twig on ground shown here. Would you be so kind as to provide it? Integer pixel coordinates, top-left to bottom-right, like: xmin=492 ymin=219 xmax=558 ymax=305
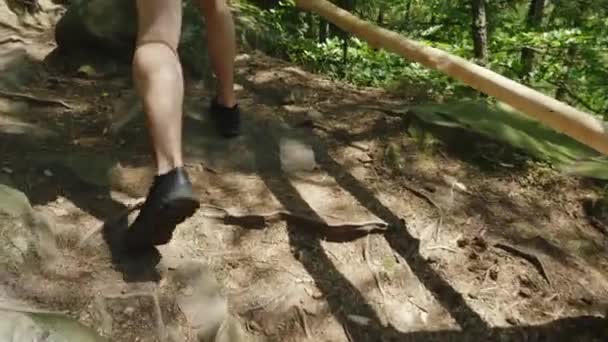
xmin=406 ymin=296 xmax=429 ymax=314
xmin=363 ymin=234 xmax=387 ymax=299
xmin=0 ymin=302 xmax=68 ymax=315
xmin=588 ymin=217 xmax=608 ymax=237
xmin=252 ymin=259 xmax=312 ymax=283
xmin=296 ymin=305 xmax=312 ymax=339
xmin=78 ymin=200 xmax=144 ymax=248
xmin=426 ymin=245 xmax=458 ymax=253
xmin=152 ymin=294 xmax=167 ymax=342
xmin=103 ymin=291 xmax=155 ymax=300
xmin=245 ymin=291 xmax=286 ymax=312
xmin=342 ymin=323 xmax=354 ymax=342
xmin=494 ymin=242 xmax=551 ymax=286
xmin=0 ymin=36 xmax=25 ymax=45
xmin=401 ymin=180 xmax=444 ymax=241
xmin=199 ymin=204 xmax=388 ymax=235
xmin=0 ymin=20 xmax=22 ymax=33
xmin=0 ymin=90 xmax=73 ymax=109
xmin=324 ymin=248 xmax=342 ymax=263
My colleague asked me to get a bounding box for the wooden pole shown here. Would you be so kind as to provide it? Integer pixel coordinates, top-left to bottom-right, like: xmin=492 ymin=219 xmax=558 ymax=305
xmin=295 ymin=0 xmax=608 ymax=155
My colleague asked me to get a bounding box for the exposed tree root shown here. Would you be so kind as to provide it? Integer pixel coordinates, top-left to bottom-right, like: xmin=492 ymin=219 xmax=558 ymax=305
xmin=200 ymin=204 xmax=388 ymax=237
xmin=0 ymin=35 xmax=25 ymax=44
xmin=0 ymin=90 xmax=73 ymax=109
xmin=494 ymin=242 xmax=551 ymax=285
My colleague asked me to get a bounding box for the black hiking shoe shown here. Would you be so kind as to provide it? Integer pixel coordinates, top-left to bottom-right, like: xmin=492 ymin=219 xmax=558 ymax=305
xmin=209 ymin=97 xmax=241 ymax=138
xmin=125 ymin=167 xmax=200 ymax=249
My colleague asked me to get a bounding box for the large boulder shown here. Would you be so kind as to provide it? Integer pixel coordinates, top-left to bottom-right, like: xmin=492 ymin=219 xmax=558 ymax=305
xmin=53 ymin=0 xmax=278 ymax=77
xmin=53 ymin=0 xmax=211 ymax=76
xmin=54 ymin=0 xmax=138 ymax=60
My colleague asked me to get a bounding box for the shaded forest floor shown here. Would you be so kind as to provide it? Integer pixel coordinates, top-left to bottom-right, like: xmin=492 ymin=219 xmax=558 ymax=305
xmin=1 ymin=4 xmax=608 ymax=342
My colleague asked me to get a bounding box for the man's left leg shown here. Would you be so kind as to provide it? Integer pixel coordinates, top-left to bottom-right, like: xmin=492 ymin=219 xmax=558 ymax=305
xmin=199 ymin=0 xmax=241 ymax=138
xmin=125 ymin=0 xmax=199 ymax=249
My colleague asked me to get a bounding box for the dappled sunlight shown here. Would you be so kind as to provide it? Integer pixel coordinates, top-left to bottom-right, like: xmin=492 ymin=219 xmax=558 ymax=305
xmin=1 ymin=2 xmax=607 ymax=340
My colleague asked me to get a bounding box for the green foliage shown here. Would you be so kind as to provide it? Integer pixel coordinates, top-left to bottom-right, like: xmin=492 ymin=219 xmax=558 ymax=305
xmin=238 ymin=0 xmax=607 ymax=114
xmin=407 ymin=101 xmax=608 ymax=179
xmin=233 ymin=0 xmax=608 ymax=177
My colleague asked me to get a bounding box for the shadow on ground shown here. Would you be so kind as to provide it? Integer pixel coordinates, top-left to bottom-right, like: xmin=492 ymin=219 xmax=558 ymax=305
xmin=247 ymin=115 xmax=608 ymax=341
xmin=1 ymin=53 xmax=607 ymax=341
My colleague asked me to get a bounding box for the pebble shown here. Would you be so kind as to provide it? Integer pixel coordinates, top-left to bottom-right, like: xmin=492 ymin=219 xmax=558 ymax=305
xmin=43 ymin=169 xmax=53 ymax=177
xmin=182 ymin=286 xmax=194 ymax=296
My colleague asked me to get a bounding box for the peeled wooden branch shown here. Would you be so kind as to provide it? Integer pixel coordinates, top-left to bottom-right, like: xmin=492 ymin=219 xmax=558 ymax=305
xmin=295 ymin=0 xmax=608 ymax=155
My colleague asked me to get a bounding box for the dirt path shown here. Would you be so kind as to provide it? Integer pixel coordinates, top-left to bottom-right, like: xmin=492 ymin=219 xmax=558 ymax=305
xmin=1 ymin=7 xmax=608 ymax=342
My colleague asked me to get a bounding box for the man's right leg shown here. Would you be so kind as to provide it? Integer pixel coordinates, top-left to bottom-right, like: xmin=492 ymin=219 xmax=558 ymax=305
xmin=200 ymin=0 xmax=241 ymax=138
xmin=126 ymin=0 xmax=199 ymax=249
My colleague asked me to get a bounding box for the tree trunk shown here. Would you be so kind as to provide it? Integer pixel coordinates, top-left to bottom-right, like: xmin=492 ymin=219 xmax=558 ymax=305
xmin=377 ymin=5 xmax=385 ymax=26
xmin=471 ymin=0 xmax=489 ymax=66
xmin=405 ymin=0 xmax=413 ymax=24
xmin=556 ymin=45 xmax=577 ymax=101
xmin=319 ymin=18 xmax=328 ymax=42
xmin=520 ymin=0 xmax=546 ymax=80
xmin=306 ymin=12 xmax=316 ymax=39
xmin=295 ymin=0 xmax=608 ymax=155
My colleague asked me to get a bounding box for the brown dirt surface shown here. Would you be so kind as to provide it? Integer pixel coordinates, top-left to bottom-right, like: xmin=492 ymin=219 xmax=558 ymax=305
xmin=1 ymin=4 xmax=607 ymax=342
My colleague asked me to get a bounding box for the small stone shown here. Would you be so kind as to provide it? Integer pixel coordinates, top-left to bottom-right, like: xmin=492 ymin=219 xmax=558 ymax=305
xmin=456 ymin=238 xmax=468 ymax=248
xmin=471 ymin=237 xmax=488 ymax=252
xmin=518 ymin=288 xmax=532 ymax=298
xmin=506 ymin=316 xmax=518 ymax=325
xmin=235 ymin=54 xmax=251 ymax=63
xmin=124 ymin=307 xmax=135 ymax=315
xmin=307 ymin=109 xmax=324 ymax=121
xmin=357 ymin=154 xmax=373 ymax=164
xmin=43 ymin=169 xmax=53 ymax=177
xmin=2 ymin=167 xmax=13 ymax=174
xmin=347 ymin=314 xmax=371 ymax=326
xmin=51 ymin=207 xmax=69 ymax=217
xmin=182 ymin=286 xmax=194 ymax=296
xmin=489 ymin=269 xmax=498 ymax=281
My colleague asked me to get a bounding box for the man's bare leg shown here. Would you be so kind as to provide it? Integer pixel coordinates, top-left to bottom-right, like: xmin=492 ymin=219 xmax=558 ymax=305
xmin=133 ymin=44 xmax=184 ymax=174
xmin=126 ymin=0 xmax=199 ymax=249
xmin=201 ymin=0 xmax=237 ymax=107
xmin=200 ymin=0 xmax=241 ymax=138
xmin=133 ymin=0 xmax=184 ymax=175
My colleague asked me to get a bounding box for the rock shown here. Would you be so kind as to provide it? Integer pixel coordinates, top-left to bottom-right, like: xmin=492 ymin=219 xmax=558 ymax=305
xmin=54 ymin=0 xmax=138 ymax=60
xmin=279 ymin=138 xmax=317 ymax=174
xmin=0 ymin=184 xmax=58 ymax=270
xmin=172 ymin=261 xmax=228 ymax=341
xmin=170 ymin=261 xmax=249 ymax=342
xmin=0 ymin=310 xmax=106 ymax=342
xmin=53 ymin=0 xmax=211 ymax=76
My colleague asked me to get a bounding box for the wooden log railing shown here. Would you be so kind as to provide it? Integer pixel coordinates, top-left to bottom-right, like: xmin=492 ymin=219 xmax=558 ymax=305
xmin=295 ymin=0 xmax=608 ymax=155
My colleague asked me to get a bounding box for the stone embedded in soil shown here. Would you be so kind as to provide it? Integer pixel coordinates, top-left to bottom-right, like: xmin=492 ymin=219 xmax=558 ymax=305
xmin=279 ymin=138 xmax=317 ymax=173
xmin=0 ymin=184 xmax=59 ymax=268
xmin=170 ymin=260 xmax=248 ymax=342
xmin=0 ymin=310 xmax=106 ymax=342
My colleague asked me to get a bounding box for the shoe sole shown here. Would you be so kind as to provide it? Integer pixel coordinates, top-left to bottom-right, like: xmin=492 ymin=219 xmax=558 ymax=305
xmin=150 ymin=198 xmax=200 ymax=246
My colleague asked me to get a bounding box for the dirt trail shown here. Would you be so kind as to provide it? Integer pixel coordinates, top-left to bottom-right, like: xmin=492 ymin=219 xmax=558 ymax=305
xmin=1 ymin=6 xmax=608 ymax=342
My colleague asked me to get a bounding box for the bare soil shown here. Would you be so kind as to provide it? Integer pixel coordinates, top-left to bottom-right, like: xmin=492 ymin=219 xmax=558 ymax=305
xmin=1 ymin=4 xmax=607 ymax=342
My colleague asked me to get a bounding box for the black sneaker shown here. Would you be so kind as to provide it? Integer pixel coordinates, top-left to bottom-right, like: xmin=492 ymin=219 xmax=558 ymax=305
xmin=125 ymin=167 xmax=200 ymax=249
xmin=209 ymin=97 xmax=241 ymax=138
